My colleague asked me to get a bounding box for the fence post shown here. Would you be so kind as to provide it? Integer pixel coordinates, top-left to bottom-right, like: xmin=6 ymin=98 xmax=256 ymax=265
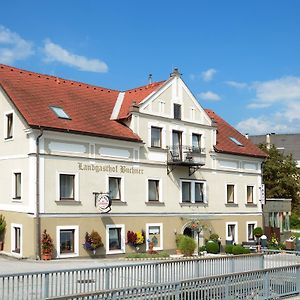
xmin=297 ymin=266 xmax=300 ymax=295
xmin=154 ymin=262 xmax=159 ymax=284
xmin=263 ymin=271 xmax=270 ymax=299
xmin=174 ymin=282 xmax=181 ymax=300
xmin=105 ymin=268 xmax=110 ymax=290
xmin=224 ymin=277 xmax=230 ymax=300
xmin=260 ymin=253 xmax=264 ymax=270
xmin=44 ymin=273 xmax=49 ymax=299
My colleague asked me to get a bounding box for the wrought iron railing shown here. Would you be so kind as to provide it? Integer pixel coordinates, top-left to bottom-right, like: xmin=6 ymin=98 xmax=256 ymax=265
xmin=167 ymin=145 xmax=206 ymax=164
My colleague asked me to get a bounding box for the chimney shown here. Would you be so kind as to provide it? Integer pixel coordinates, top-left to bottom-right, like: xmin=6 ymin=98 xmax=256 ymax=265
xmin=266 ymin=134 xmax=271 ymax=149
xmin=148 ymin=74 xmax=152 ymax=84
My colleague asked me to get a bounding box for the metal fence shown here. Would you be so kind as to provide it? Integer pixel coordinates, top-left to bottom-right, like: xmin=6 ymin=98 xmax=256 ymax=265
xmin=0 ymin=254 xmax=263 ymax=300
xmin=263 ymin=249 xmax=300 ymax=268
xmin=47 ymin=264 xmax=300 ymax=300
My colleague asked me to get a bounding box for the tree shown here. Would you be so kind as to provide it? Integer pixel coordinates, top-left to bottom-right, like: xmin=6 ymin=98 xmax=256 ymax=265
xmin=259 ymin=144 xmax=300 ymax=213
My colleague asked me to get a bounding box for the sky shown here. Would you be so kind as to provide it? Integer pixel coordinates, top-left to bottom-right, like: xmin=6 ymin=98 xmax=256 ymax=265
xmin=1 ymin=1 xmax=300 ymax=135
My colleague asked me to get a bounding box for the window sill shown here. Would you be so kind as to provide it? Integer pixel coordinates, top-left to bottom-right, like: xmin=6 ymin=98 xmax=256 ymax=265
xmin=180 ymin=202 xmax=207 ymax=207
xmin=4 ymin=137 xmax=13 ymax=142
xmin=225 ymin=203 xmax=238 ymax=207
xmin=148 ymin=147 xmax=167 ymax=152
xmin=112 ymin=200 xmax=127 ymax=206
xmin=55 ymin=200 xmax=82 ymax=205
xmin=12 ymin=198 xmax=22 ymax=202
xmin=145 ymin=201 xmax=165 ymax=206
xmin=57 ymin=253 xmax=79 ymax=258
xmin=245 ymin=203 xmax=257 ymax=207
xmin=106 ymin=249 xmax=125 ymax=255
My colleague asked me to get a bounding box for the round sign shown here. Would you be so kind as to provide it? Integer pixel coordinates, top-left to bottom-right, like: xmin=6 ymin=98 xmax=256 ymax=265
xmin=96 ymin=195 xmax=111 ymax=212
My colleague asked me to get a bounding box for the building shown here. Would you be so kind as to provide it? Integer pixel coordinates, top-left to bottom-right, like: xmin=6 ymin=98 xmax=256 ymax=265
xmin=263 ymin=198 xmax=291 ymax=242
xmin=0 ymin=64 xmax=266 ymax=259
xmin=249 ymin=133 xmax=300 ymax=167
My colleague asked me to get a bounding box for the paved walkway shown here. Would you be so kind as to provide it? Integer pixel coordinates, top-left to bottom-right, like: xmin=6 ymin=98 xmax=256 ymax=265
xmin=0 ymin=254 xmax=134 ymax=275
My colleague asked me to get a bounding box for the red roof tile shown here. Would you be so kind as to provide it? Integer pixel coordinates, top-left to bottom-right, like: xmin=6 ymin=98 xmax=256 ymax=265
xmin=205 ymin=109 xmax=267 ymax=158
xmin=0 ymin=64 xmax=141 ymax=142
xmin=118 ymin=81 xmax=166 ymax=119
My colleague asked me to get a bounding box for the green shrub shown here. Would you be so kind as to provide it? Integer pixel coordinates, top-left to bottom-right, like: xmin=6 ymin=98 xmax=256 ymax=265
xmin=0 ymin=215 xmax=6 ymax=240
xmin=225 ymin=244 xmax=233 ymax=254
xmin=231 ymin=244 xmax=250 ymax=255
xmin=209 ymin=233 xmax=219 ymax=242
xmin=253 ymin=227 xmax=263 ymax=238
xmin=178 ymin=235 xmax=196 ymax=256
xmin=125 ymin=251 xmax=169 ymax=259
xmin=206 ymin=240 xmax=219 ymax=254
xmin=175 ymin=234 xmax=185 ymax=248
xmin=290 ymin=213 xmax=300 ymax=229
xmin=199 ymin=245 xmax=206 ymax=252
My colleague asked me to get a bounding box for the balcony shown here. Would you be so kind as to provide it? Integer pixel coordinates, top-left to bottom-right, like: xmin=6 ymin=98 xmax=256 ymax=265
xmin=167 ymin=145 xmax=206 ymax=176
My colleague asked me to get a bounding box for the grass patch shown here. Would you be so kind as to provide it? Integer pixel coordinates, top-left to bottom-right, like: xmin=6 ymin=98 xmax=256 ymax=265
xmin=125 ymin=252 xmax=170 ymax=259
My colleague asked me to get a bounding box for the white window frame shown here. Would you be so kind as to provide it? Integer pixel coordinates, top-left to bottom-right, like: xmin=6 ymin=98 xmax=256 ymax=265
xmin=56 ymin=172 xmax=79 ymax=201
xmin=106 ymin=224 xmax=125 ymax=254
xmin=107 ymin=175 xmax=125 ymax=202
xmin=146 ymin=223 xmax=163 ymax=251
xmin=159 ymin=100 xmax=166 ymax=114
xmin=56 ymin=225 xmax=79 ymax=258
xmin=150 ymin=126 xmax=162 ymax=148
xmin=11 ymin=170 xmax=23 ymax=201
xmin=246 ymin=185 xmax=256 ymax=204
xmin=148 ymin=122 xmax=166 ymax=149
xmin=246 ymin=221 xmax=257 ymax=242
xmin=147 ymin=177 xmax=162 ymax=202
xmin=4 ymin=111 xmax=14 ymax=141
xmin=180 ymin=180 xmax=207 ymax=204
xmin=225 ymin=183 xmax=236 ymax=204
xmin=11 ymin=223 xmax=22 ymax=257
xmin=226 ymin=222 xmax=238 ymax=244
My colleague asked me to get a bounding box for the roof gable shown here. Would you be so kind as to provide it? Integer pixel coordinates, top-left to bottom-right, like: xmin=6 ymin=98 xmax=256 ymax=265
xmin=0 ymin=64 xmax=141 ymax=142
xmin=205 ymin=109 xmax=267 ymax=158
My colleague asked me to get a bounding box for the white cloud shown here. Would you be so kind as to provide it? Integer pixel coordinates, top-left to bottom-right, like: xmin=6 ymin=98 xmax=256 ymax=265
xmin=236 ymin=117 xmax=289 ymax=135
xmin=198 ymin=91 xmax=221 ymax=101
xmin=249 ymin=76 xmax=300 ymax=108
xmin=43 ymin=39 xmax=108 ymax=73
xmin=201 ymin=68 xmax=217 ymax=82
xmin=225 ymin=81 xmax=248 ymax=89
xmin=0 ymin=25 xmax=34 ymax=64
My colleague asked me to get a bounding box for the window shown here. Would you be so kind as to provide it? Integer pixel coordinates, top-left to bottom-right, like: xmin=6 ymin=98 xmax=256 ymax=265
xmin=229 ymin=136 xmax=244 ymax=147
xmin=151 ymin=127 xmax=162 ymax=148
xmin=247 ymin=223 xmax=256 ymax=241
xmin=56 ymin=225 xmax=79 ymax=258
xmin=109 ymin=177 xmax=121 ymax=201
xmin=60 ymin=229 xmax=75 ymax=254
xmin=14 ymin=172 xmax=21 ymax=199
xmin=181 ymin=180 xmax=206 ymax=203
xmin=226 ymin=184 xmax=235 ymax=203
xmin=192 ymin=134 xmax=201 ymax=152
xmin=226 ymin=222 xmax=238 ymax=243
xmin=60 ymin=174 xmax=75 ymax=200
xmin=146 ymin=223 xmax=163 ymax=250
xmin=182 ymin=182 xmax=191 ymax=202
xmin=106 ymin=224 xmax=125 ymax=254
xmin=11 ymin=223 xmax=22 ymax=256
xmin=172 ymin=130 xmax=182 ymax=160
xmin=247 ymin=186 xmax=254 ymax=204
xmin=174 ymin=104 xmax=181 ymax=120
xmin=50 ymin=106 xmax=71 ymax=119
xmin=6 ymin=113 xmax=13 ymax=139
xmin=13 ymin=227 xmax=21 ymax=253
xmin=148 ymin=180 xmax=159 ymax=201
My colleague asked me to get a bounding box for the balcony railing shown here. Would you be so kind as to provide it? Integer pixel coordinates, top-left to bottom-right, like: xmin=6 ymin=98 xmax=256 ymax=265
xmin=167 ymin=145 xmax=206 ymax=175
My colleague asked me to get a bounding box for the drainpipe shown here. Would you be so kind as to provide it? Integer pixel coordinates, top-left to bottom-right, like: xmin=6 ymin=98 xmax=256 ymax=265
xmin=35 ymin=129 xmax=43 ymax=260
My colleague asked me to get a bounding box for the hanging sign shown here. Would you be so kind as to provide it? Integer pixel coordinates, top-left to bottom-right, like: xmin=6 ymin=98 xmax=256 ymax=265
xmin=93 ymin=192 xmax=111 ymax=213
xmin=259 ymin=184 xmax=265 ymax=204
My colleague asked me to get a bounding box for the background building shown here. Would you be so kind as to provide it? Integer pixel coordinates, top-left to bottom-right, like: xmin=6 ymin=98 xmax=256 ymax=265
xmin=0 ymin=64 xmax=266 ymax=258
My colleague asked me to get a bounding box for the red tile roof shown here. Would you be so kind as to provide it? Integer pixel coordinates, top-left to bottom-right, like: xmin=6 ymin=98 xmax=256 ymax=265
xmin=0 ymin=64 xmax=142 ymax=142
xmin=118 ymin=81 xmax=166 ymax=119
xmin=205 ymin=109 xmax=267 ymax=158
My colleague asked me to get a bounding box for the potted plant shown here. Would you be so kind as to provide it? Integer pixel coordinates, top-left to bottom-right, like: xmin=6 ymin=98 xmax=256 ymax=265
xmin=41 ymin=229 xmax=54 ymax=260
xmin=127 ymin=230 xmax=145 ymax=252
xmin=83 ymin=230 xmax=104 ymax=255
xmin=0 ymin=214 xmax=6 ymax=251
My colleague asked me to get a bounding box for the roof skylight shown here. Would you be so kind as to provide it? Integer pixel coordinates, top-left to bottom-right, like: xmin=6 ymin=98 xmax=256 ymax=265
xmin=229 ymin=136 xmax=244 ymax=147
xmin=50 ymin=106 xmax=71 ymax=119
